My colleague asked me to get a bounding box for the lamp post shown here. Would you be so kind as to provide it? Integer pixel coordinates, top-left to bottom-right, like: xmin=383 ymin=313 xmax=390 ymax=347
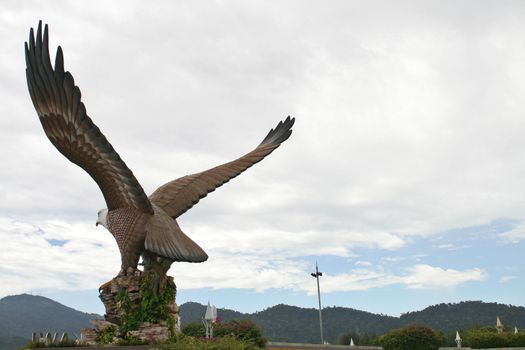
xmin=310 ymin=262 xmax=324 ymax=344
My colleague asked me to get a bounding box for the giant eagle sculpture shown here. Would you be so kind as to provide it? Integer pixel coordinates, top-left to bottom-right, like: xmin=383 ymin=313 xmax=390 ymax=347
xmin=25 ymin=21 xmax=294 ymax=276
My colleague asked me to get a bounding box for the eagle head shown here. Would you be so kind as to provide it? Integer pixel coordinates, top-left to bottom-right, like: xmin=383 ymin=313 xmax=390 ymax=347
xmin=96 ymin=208 xmax=109 ymax=229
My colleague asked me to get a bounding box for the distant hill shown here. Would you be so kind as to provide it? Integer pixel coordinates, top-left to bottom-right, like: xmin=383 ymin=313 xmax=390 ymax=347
xmin=180 ymin=302 xmax=399 ymax=343
xmin=0 ymin=294 xmax=101 ymax=350
xmin=180 ymin=300 xmax=525 ymax=344
xmin=1 ymin=294 xmax=524 ymax=348
xmin=399 ymin=301 xmax=525 ymax=333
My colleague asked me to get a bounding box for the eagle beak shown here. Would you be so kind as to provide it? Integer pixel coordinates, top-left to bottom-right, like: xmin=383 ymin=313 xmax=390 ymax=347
xmin=96 ymin=221 xmax=99 ymax=227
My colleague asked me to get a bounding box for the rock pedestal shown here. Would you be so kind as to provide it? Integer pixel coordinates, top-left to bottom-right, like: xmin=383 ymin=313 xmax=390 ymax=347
xmin=128 ymin=322 xmax=172 ymax=343
xmin=99 ymin=272 xmax=143 ymax=324
xmin=81 ymin=270 xmax=179 ymax=345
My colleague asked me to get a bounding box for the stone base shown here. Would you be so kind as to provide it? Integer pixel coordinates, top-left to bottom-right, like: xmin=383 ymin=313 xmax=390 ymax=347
xmin=128 ymin=322 xmax=171 ymax=343
xmin=81 ymin=319 xmax=173 ymax=345
xmin=86 ymin=270 xmax=179 ymax=345
xmin=79 ymin=326 xmax=99 ymax=346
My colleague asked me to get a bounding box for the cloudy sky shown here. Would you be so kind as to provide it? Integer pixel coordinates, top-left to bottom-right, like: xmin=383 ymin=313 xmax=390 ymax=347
xmin=1 ymin=0 xmax=525 ymax=318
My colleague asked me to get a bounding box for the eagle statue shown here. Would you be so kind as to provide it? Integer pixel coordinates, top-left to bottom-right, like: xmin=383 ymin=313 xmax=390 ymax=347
xmin=25 ymin=21 xmax=294 ymax=277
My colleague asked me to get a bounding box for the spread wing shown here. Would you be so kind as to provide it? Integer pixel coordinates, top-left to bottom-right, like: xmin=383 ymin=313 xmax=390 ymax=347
xmin=25 ymin=21 xmax=153 ymax=214
xmin=149 ymin=116 xmax=294 ymax=218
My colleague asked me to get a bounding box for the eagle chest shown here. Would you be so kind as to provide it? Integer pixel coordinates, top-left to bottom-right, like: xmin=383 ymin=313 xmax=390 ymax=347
xmin=107 ymin=208 xmax=149 ymax=251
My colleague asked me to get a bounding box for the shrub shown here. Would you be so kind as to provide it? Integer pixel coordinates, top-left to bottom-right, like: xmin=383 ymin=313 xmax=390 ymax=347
xmin=181 ymin=322 xmax=206 ymax=338
xmin=181 ymin=319 xmax=265 ymax=347
xmin=19 ymin=339 xmax=78 ymax=348
xmin=509 ymin=332 xmax=525 ymax=347
xmin=214 ymin=319 xmax=266 ymax=348
xmin=379 ymin=325 xmax=440 ymax=350
xmin=466 ymin=330 xmax=508 ymax=348
xmin=115 ymin=336 xmax=147 ymax=346
xmin=155 ymin=334 xmax=262 ymax=350
xmin=96 ymin=325 xmax=116 ymax=344
xmin=465 ymin=328 xmax=525 ymax=348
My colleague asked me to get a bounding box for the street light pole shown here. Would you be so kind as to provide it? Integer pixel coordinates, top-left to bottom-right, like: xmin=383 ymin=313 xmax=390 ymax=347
xmin=311 ymin=261 xmax=324 ymax=344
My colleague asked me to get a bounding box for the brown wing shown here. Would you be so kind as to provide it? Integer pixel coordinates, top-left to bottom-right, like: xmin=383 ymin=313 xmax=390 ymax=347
xmin=25 ymin=21 xmax=153 ymax=214
xmin=149 ymin=116 xmax=294 ymax=218
xmin=145 ymin=204 xmax=208 ymax=262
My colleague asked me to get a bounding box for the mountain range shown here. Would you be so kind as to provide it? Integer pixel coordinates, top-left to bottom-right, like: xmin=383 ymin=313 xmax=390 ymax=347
xmin=180 ymin=300 xmax=525 ymax=344
xmin=0 ymin=294 xmax=101 ymax=350
xmin=1 ymin=294 xmax=524 ymax=349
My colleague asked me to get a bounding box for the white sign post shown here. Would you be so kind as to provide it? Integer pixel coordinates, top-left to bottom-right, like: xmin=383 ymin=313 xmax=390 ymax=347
xmin=455 ymin=331 xmax=462 ymax=348
xmin=203 ymin=301 xmax=218 ymax=339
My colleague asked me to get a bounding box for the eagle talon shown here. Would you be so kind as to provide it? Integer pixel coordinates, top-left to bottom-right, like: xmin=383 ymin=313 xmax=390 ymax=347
xmin=99 ymin=280 xmax=112 ymax=292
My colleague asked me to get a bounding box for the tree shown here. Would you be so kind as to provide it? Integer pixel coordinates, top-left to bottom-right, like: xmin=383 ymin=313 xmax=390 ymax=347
xmin=379 ymin=325 xmax=440 ymax=350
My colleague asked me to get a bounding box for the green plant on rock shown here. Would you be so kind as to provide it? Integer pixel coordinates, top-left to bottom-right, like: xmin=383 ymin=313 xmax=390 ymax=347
xmin=166 ymin=314 xmax=176 ymax=337
xmin=116 ymin=288 xmax=141 ymax=334
xmin=96 ymin=325 xmax=116 ymax=344
xmin=116 ymin=273 xmax=177 ymax=336
xmin=139 ymin=274 xmax=176 ymax=322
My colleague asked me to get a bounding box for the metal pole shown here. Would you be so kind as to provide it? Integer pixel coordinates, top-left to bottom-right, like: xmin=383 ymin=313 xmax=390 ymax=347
xmin=311 ymin=262 xmax=324 ymax=344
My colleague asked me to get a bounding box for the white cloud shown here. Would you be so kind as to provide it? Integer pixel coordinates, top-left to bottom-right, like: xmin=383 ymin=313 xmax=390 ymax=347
xmin=500 ymin=275 xmax=516 ymax=283
xmin=437 ymin=244 xmax=454 ymax=249
xmin=500 ymin=221 xmax=525 ymax=243
xmin=300 ymin=264 xmax=487 ymax=294
xmin=0 ymin=217 xmax=486 ymax=299
xmin=3 ymin=1 xmax=525 ymax=241
xmin=0 ymin=217 xmax=120 ymax=296
xmin=173 ymin=259 xmax=489 ymax=295
xmin=435 ymin=243 xmax=472 ymax=251
xmin=401 ymin=264 xmax=487 ymax=289
xmin=184 ymin=224 xmax=406 ymax=259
